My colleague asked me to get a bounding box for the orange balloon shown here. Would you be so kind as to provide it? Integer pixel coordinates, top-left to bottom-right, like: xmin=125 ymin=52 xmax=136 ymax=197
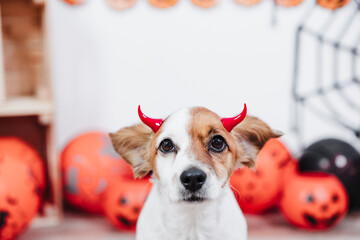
xmin=191 ymin=0 xmax=218 ymax=8
xmin=275 ymin=0 xmax=303 ymax=7
xmin=230 ymin=139 xmax=292 ymax=213
xmin=317 ymin=0 xmax=350 ymax=10
xmin=106 ymin=0 xmax=137 ymax=10
xmin=234 ymin=0 xmax=262 ymax=6
xmin=0 ymin=158 xmax=40 ymax=240
xmin=279 ymin=172 xmax=348 ymax=230
xmin=61 ymin=132 xmax=134 ymax=214
xmin=63 ymin=0 xmax=86 ymax=5
xmin=102 ymin=178 xmax=152 ymax=231
xmin=0 ymin=137 xmax=46 ymax=193
xmin=148 ymin=0 xmax=178 ymax=8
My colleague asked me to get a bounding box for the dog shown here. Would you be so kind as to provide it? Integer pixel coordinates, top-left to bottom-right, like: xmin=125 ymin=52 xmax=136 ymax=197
xmin=110 ymin=104 xmax=280 ymax=240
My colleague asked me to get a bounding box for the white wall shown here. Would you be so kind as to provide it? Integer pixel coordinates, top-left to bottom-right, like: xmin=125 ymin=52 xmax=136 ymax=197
xmin=49 ymin=0 xmax=360 ymax=154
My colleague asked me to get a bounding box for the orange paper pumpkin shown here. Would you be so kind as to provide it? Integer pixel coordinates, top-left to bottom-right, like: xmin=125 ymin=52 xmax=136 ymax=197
xmin=230 ymin=139 xmax=291 ymax=213
xmin=102 ymin=179 xmax=152 ymax=231
xmin=0 ymin=137 xmax=46 ymax=193
xmin=275 ymin=0 xmax=303 ymax=7
xmin=106 ymin=0 xmax=137 ymax=10
xmin=0 ymin=158 xmax=40 ymax=240
xmin=63 ymin=0 xmax=87 ymax=5
xmin=317 ymin=0 xmax=350 ymax=10
xmin=61 ymin=132 xmax=133 ymax=214
xmin=148 ymin=0 xmax=178 ymax=8
xmin=279 ymin=172 xmax=348 ymax=230
xmin=234 ymin=0 xmax=262 ymax=6
xmin=191 ymin=0 xmax=218 ymax=8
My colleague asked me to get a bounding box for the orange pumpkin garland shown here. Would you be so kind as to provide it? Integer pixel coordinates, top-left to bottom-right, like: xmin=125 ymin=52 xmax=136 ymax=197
xmin=63 ymin=0 xmax=87 ymax=5
xmin=148 ymin=0 xmax=178 ymax=8
xmin=234 ymin=0 xmax=262 ymax=6
xmin=106 ymin=0 xmax=137 ymax=10
xmin=192 ymin=0 xmax=218 ymax=8
xmin=275 ymin=0 xmax=303 ymax=7
xmin=317 ymin=0 xmax=351 ymax=10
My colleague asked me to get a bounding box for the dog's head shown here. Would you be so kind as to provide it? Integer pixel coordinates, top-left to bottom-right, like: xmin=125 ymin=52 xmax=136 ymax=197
xmin=110 ymin=105 xmax=280 ymax=203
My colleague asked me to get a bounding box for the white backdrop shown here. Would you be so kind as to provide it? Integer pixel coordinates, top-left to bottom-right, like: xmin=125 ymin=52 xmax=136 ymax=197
xmin=49 ymin=0 xmax=360 ymax=154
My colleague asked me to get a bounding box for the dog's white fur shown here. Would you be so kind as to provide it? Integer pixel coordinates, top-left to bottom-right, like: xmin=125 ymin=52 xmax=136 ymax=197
xmin=110 ymin=107 xmax=279 ymax=240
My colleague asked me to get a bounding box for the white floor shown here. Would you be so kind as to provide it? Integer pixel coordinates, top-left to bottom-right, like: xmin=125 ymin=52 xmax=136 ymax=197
xmin=21 ymin=211 xmax=360 ymax=240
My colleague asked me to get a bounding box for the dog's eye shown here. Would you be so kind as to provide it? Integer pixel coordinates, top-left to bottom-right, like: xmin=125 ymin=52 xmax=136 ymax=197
xmin=159 ymin=139 xmax=175 ymax=153
xmin=209 ymin=135 xmax=227 ymax=153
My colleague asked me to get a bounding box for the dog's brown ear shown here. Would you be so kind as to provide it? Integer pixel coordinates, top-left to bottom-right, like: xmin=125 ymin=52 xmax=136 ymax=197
xmin=231 ymin=115 xmax=281 ymax=169
xmin=109 ymin=124 xmax=154 ymax=178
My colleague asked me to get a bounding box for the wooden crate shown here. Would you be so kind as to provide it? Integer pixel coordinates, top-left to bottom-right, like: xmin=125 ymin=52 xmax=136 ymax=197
xmin=0 ymin=0 xmax=62 ymax=227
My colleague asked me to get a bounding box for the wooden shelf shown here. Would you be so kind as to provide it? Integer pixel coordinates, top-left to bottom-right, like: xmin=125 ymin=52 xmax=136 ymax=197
xmin=0 ymin=0 xmax=62 ymax=228
xmin=0 ymin=97 xmax=53 ymax=117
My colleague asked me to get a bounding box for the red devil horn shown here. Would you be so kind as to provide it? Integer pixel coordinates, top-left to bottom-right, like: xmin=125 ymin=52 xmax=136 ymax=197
xmin=138 ymin=105 xmax=163 ymax=133
xmin=221 ymin=104 xmax=247 ymax=132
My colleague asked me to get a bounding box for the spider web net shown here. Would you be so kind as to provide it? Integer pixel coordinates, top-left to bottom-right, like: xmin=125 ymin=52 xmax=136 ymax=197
xmin=292 ymin=0 xmax=360 ymax=148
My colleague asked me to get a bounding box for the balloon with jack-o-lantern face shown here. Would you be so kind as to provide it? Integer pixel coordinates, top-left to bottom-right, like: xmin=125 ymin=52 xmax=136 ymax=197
xmin=0 ymin=137 xmax=46 ymax=193
xmin=102 ymin=178 xmax=152 ymax=231
xmin=0 ymin=158 xmax=40 ymax=240
xmin=230 ymin=139 xmax=292 ymax=214
xmin=279 ymin=171 xmax=348 ymax=230
xmin=298 ymin=138 xmax=360 ymax=211
xmin=61 ymin=132 xmax=134 ymax=214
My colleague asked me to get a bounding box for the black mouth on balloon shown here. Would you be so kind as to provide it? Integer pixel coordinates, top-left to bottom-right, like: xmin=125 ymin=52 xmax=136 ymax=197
xmin=303 ymin=212 xmax=340 ymax=227
xmin=117 ymin=215 xmax=137 ymax=227
xmin=0 ymin=210 xmax=9 ymax=230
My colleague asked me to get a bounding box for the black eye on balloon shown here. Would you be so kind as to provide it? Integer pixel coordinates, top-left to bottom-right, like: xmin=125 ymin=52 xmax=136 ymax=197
xmin=209 ymin=135 xmax=227 ymax=153
xmin=306 ymin=194 xmax=315 ymax=203
xmin=332 ymin=194 xmax=339 ymax=203
xmin=119 ymin=197 xmax=127 ymax=205
xmin=159 ymin=139 xmax=175 ymax=153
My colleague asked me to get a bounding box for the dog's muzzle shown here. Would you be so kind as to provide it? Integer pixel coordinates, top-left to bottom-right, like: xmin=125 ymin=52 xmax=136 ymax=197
xmin=180 ymin=168 xmax=206 ymax=192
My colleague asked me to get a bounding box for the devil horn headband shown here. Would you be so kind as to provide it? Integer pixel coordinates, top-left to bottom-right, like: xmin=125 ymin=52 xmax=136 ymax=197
xmin=221 ymin=103 xmax=247 ymax=132
xmin=138 ymin=103 xmax=247 ymax=133
xmin=138 ymin=105 xmax=163 ymax=133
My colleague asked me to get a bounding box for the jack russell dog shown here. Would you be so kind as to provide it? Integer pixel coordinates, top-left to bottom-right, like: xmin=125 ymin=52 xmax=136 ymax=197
xmin=110 ymin=104 xmax=280 ymax=240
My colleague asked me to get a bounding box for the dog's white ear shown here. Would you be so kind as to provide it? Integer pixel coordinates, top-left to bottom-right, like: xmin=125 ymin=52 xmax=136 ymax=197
xmin=231 ymin=115 xmax=281 ymax=169
xmin=110 ymin=124 xmax=153 ymax=178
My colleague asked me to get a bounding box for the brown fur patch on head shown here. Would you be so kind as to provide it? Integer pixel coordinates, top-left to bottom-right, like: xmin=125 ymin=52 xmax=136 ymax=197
xmin=188 ymin=107 xmax=281 ymax=180
xmin=189 ymin=107 xmax=239 ymax=180
xmin=110 ymin=124 xmax=155 ymax=178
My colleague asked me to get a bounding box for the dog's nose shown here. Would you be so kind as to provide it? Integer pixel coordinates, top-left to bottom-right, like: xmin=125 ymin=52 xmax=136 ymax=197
xmin=180 ymin=168 xmax=207 ymax=192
